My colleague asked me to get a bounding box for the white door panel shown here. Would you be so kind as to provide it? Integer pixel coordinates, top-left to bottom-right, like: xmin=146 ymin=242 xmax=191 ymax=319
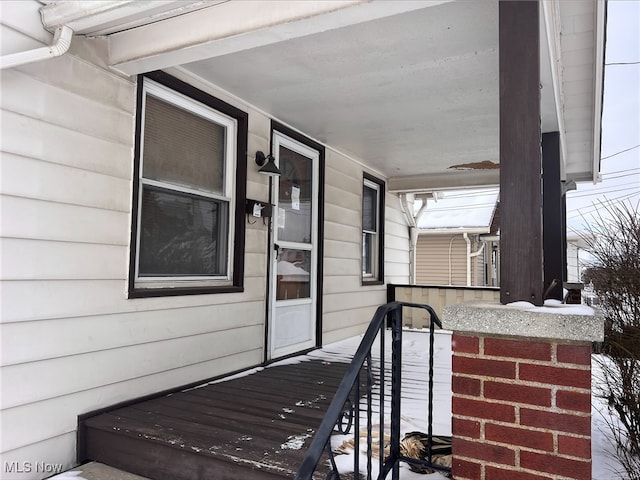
xmin=268 ymin=132 xmax=319 ymax=360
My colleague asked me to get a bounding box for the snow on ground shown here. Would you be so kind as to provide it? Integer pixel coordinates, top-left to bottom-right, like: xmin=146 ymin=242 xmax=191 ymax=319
xmin=591 ymin=358 xmax=629 ymax=480
xmin=323 ymin=330 xmax=452 ymax=479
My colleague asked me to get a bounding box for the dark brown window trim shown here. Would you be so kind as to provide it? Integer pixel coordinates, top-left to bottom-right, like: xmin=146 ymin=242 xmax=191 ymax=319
xmin=127 ymin=71 xmax=248 ymax=298
xmin=362 ymin=172 xmax=385 ymax=286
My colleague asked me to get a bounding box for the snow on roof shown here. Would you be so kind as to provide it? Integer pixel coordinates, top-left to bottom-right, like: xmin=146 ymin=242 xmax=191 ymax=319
xmin=417 ymin=188 xmax=499 ymax=230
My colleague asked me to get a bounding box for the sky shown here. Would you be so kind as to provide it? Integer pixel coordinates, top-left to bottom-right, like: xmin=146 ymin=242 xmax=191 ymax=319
xmin=565 ymin=0 xmax=640 ymax=232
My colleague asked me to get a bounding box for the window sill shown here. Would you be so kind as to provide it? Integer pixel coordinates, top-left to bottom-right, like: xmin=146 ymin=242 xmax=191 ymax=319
xmin=361 ymin=279 xmax=384 ymax=286
xmin=128 ymin=284 xmax=244 ymax=298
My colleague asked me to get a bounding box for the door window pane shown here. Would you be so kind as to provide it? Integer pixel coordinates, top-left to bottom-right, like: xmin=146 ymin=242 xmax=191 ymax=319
xmin=276 ymin=248 xmax=311 ymax=300
xmin=139 ymin=186 xmax=228 ymax=276
xmin=278 ymin=146 xmax=313 ymax=243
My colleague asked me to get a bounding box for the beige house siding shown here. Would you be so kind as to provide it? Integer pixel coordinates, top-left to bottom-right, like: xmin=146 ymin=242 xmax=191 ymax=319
xmin=0 ymin=8 xmax=409 ymax=475
xmin=416 ymin=234 xmax=467 ymax=285
xmin=416 ymin=233 xmax=488 ymax=287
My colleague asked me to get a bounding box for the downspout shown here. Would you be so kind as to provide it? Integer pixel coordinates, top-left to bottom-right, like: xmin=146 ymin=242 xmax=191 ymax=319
xmin=463 ymin=233 xmax=472 ymax=286
xmin=469 ymin=238 xmax=486 ymax=286
xmin=400 ymin=193 xmax=430 ymax=285
xmin=411 ymin=199 xmax=429 ymax=285
xmin=463 ymin=233 xmax=486 ymax=287
xmin=399 ymin=194 xmax=417 ymax=284
xmin=0 ymin=25 xmax=73 ymax=69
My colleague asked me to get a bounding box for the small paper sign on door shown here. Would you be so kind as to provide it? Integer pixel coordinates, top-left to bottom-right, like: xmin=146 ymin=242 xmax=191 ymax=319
xmin=291 ymin=185 xmax=300 ymax=211
xmin=253 ymin=203 xmax=262 ymax=217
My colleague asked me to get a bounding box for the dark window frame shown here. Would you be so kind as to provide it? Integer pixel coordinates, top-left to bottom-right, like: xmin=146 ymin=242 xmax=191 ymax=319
xmin=128 ymin=71 xmax=247 ymax=298
xmin=362 ymin=172 xmax=385 ymax=285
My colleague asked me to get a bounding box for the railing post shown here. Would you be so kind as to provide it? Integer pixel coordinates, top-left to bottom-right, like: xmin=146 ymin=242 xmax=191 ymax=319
xmin=295 ymin=301 xmax=448 ymax=480
xmin=390 ymin=306 xmax=403 ymax=480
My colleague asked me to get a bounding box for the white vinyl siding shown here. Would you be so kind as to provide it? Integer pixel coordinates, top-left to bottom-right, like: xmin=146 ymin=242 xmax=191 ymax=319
xmin=0 ymin=18 xmax=263 ymax=476
xmin=384 ymin=198 xmax=411 ymax=284
xmin=0 ymin=8 xmax=410 ymax=474
xmin=322 ymin=154 xmax=409 ymax=344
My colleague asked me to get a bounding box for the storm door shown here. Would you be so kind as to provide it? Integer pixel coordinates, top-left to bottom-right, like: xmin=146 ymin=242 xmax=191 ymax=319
xmin=268 ymin=132 xmax=319 ymax=359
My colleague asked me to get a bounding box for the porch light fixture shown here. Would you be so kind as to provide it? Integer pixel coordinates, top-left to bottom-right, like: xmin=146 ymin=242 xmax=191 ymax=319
xmin=255 ymin=151 xmax=281 ymax=176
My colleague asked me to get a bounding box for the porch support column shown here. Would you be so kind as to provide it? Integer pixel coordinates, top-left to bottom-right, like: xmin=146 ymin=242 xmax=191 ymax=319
xmin=443 ymin=303 xmax=603 ymax=480
xmin=499 ymin=0 xmax=543 ymax=305
xmin=543 ymin=132 xmax=565 ymax=300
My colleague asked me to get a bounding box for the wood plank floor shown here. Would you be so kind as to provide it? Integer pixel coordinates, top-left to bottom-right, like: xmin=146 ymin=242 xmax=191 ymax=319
xmin=81 ymin=358 xmax=359 ymax=480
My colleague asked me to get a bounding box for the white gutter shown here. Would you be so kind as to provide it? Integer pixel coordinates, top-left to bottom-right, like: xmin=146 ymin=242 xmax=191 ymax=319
xmin=541 ymin=0 xmax=568 ymax=177
xmin=0 ymin=25 xmax=73 ymax=69
xmin=418 ymin=227 xmax=490 ymax=236
xmin=592 ymin=0 xmax=606 ymax=184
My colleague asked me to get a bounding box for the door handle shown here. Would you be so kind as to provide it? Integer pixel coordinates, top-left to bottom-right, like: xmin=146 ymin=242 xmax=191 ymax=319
xmin=274 ymin=243 xmax=281 ymax=259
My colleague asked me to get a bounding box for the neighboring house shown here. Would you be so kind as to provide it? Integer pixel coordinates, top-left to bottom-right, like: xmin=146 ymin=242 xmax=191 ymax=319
xmin=415 ymin=193 xmax=594 ymax=289
xmin=416 ymin=189 xmax=500 ymax=287
xmin=566 ymin=232 xmax=594 ymax=283
xmin=0 ymin=1 xmax=604 ymax=477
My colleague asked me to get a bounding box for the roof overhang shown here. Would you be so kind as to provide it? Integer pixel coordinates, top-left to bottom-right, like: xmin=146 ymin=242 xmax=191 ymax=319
xmin=418 ymin=227 xmax=491 ymax=236
xmin=39 ymin=0 xmax=605 ymax=189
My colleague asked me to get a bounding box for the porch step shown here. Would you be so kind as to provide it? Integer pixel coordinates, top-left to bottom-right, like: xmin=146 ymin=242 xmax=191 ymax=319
xmin=80 ymin=359 xmax=357 ymax=480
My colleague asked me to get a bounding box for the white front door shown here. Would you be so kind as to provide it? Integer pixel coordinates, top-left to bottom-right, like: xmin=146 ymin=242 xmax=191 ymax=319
xmin=268 ymin=132 xmax=319 ymax=360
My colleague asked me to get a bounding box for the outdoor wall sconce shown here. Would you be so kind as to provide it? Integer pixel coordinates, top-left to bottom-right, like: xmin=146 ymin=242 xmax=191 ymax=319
xmin=255 ymin=151 xmax=282 ymax=176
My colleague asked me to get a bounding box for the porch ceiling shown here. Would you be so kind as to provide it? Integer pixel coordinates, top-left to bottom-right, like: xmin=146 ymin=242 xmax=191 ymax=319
xmin=182 ymin=1 xmax=502 ymax=190
xmin=42 ymin=0 xmax=603 ymax=191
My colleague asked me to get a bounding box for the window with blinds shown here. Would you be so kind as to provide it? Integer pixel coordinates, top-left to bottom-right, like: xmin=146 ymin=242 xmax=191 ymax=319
xmin=129 ymin=75 xmax=246 ymax=296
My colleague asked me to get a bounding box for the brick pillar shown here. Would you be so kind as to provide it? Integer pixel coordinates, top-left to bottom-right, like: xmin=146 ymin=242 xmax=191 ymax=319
xmin=443 ymin=303 xmax=603 ymax=480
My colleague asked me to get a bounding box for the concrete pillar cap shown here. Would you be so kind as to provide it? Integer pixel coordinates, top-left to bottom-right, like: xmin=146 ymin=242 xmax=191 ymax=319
xmin=442 ymin=301 xmax=604 ymax=343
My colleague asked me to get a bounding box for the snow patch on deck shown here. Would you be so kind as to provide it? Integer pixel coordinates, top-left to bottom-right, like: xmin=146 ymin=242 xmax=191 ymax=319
xmin=281 ymin=433 xmax=313 ymax=450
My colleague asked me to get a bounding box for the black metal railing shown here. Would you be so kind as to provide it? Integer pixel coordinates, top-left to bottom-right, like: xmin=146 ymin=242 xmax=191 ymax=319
xmin=295 ymin=301 xmax=451 ymax=480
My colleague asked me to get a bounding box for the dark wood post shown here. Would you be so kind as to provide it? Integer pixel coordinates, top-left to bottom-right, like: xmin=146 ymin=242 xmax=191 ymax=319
xmin=543 ymin=132 xmax=565 ymax=300
xmin=499 ymin=0 xmax=543 ymax=305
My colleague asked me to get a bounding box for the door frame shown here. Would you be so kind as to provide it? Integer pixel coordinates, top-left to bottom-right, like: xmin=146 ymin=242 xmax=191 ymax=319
xmin=265 ymin=121 xmax=325 ymax=362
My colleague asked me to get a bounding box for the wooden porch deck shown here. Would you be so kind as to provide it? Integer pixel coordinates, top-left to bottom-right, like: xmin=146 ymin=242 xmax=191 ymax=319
xmin=79 ymin=331 xmax=452 ymax=480
xmin=80 ymin=356 xmax=358 ymax=480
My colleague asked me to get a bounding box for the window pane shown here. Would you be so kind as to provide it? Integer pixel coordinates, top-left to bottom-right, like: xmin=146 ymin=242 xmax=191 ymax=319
xmin=138 ymin=186 xmax=228 ymax=276
xmin=363 ymin=185 xmax=377 ymax=232
xmin=143 ymin=94 xmax=226 ymax=194
xmin=363 ymin=232 xmax=373 ymax=275
xmin=276 ymin=248 xmax=311 ymax=300
xmin=278 ymin=146 xmax=313 ymax=243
